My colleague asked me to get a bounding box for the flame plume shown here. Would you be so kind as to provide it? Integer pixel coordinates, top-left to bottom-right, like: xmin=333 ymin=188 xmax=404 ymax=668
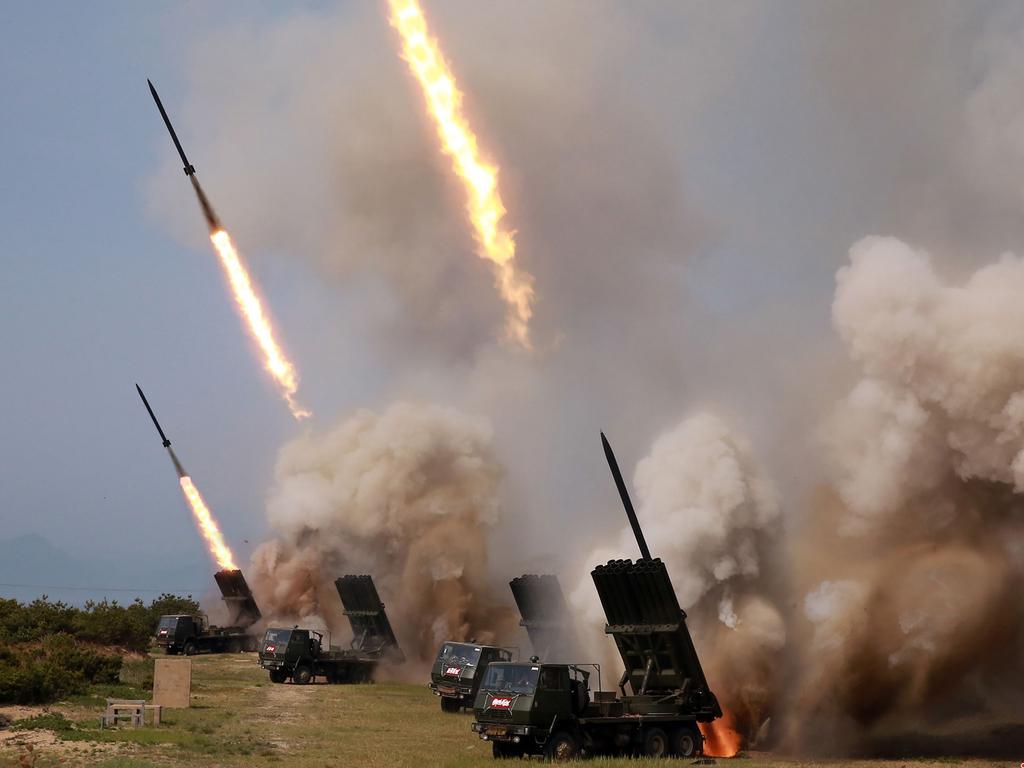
xmin=209 ymin=229 xmax=310 ymax=419
xmin=700 ymin=708 xmax=742 ymax=757
xmin=387 ymin=0 xmax=535 ymax=348
xmin=178 ymin=475 xmax=238 ymax=571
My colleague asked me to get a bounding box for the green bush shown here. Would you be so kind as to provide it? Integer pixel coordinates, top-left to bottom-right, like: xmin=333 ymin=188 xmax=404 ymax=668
xmin=0 ymin=593 xmax=197 ymax=704
xmin=0 ymin=593 xmax=198 ymax=652
xmin=0 ymin=633 xmax=123 ymax=704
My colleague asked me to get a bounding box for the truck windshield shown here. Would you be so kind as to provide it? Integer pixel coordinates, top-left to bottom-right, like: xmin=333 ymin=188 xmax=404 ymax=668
xmin=481 ymin=665 xmax=540 ymax=695
xmin=437 ymin=643 xmax=482 ymax=667
xmin=263 ymin=629 xmax=292 ymax=647
xmin=157 ymin=617 xmax=178 ymax=630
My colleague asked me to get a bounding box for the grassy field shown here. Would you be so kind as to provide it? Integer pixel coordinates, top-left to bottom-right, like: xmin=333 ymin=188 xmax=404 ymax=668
xmin=0 ymin=654 xmax=1013 ymax=768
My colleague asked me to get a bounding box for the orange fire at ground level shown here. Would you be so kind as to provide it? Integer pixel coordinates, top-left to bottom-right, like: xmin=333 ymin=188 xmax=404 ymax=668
xmin=178 ymin=475 xmax=238 ymax=571
xmin=700 ymin=709 xmax=743 ymax=758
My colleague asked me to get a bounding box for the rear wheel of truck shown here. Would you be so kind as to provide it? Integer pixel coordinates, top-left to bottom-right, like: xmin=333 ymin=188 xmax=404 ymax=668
xmin=544 ymin=731 xmax=579 ymax=762
xmin=670 ymin=724 xmax=702 ymax=758
xmin=183 ymin=641 xmax=197 ymax=656
xmin=440 ymin=696 xmax=461 ymax=713
xmin=643 ymin=727 xmax=669 ymax=758
xmin=293 ymin=666 xmax=313 ymax=685
xmin=269 ymin=669 xmax=288 ymax=684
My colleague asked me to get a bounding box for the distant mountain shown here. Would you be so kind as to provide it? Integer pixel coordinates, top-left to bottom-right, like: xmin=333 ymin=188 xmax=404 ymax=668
xmin=0 ymin=533 xmax=211 ymax=606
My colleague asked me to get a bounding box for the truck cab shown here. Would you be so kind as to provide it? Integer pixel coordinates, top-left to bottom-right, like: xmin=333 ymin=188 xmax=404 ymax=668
xmin=154 ymin=614 xmax=206 ymax=655
xmin=429 ymin=641 xmax=514 ymax=712
xmin=259 ymin=628 xmax=323 ymax=684
xmin=472 ymin=662 xmax=592 ymax=758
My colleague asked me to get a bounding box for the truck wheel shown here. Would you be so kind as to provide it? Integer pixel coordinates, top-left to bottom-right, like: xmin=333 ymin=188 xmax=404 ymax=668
xmin=643 ymin=727 xmax=669 ymax=758
xmin=544 ymin=731 xmax=579 ymax=762
xmin=183 ymin=641 xmax=198 ymax=656
xmin=671 ymin=725 xmax=702 ymax=758
xmin=293 ymin=666 xmax=313 ymax=685
xmin=440 ymin=696 xmax=461 ymax=713
xmin=269 ymin=670 xmax=288 ymax=684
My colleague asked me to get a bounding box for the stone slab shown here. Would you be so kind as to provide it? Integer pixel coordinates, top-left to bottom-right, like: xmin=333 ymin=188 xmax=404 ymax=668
xmin=152 ymin=658 xmax=191 ymax=708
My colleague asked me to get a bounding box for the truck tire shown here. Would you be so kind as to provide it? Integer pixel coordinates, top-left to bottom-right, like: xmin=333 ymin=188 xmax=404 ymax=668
xmin=671 ymin=724 xmax=702 ymax=758
xmin=269 ymin=669 xmax=288 ymax=684
xmin=643 ymin=727 xmax=669 ymax=758
xmin=293 ymin=666 xmax=313 ymax=685
xmin=544 ymin=731 xmax=579 ymax=762
xmin=440 ymin=696 xmax=461 ymax=713
xmin=183 ymin=641 xmax=198 ymax=656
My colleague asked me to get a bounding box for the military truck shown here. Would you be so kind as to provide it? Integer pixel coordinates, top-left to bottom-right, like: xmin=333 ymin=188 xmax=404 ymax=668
xmin=154 ymin=613 xmax=259 ymax=655
xmin=429 ymin=641 xmax=516 ymax=712
xmin=154 ymin=569 xmax=262 ymax=655
xmin=471 ymin=433 xmax=722 ymax=759
xmin=259 ymin=574 xmax=403 ymax=684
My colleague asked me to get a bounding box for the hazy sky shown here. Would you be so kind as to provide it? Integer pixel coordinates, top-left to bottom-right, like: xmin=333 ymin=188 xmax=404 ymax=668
xmin=3 ymin=1 xmax=1021 ymax=600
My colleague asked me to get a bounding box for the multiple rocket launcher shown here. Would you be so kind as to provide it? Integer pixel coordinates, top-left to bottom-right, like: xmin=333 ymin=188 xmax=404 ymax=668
xmin=509 ymin=436 xmax=719 ymax=712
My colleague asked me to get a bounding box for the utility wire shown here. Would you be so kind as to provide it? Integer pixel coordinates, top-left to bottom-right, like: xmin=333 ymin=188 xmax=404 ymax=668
xmin=0 ymin=583 xmax=202 ymax=594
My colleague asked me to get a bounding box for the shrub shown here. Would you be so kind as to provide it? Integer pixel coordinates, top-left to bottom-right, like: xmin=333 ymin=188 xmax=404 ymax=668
xmin=0 ymin=634 xmax=123 ymax=704
xmin=0 ymin=594 xmax=199 ymax=652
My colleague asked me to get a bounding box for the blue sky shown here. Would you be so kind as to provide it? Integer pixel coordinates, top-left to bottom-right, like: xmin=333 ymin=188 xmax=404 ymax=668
xmin=0 ymin=3 xmax=323 ymax=590
xmin=2 ymin=1 xmax=1018 ymax=602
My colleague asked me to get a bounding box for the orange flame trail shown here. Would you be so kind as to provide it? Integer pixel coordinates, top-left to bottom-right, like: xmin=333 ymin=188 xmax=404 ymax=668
xmin=178 ymin=475 xmax=238 ymax=571
xmin=209 ymin=229 xmax=310 ymax=419
xmin=387 ymin=0 xmax=535 ymax=348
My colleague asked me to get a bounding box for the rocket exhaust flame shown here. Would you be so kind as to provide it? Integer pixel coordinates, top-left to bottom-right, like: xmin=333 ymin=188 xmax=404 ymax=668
xmin=700 ymin=708 xmax=743 ymax=757
xmin=178 ymin=474 xmax=238 ymax=571
xmin=147 ymin=79 xmax=309 ymax=419
xmin=387 ymin=0 xmax=535 ymax=348
xmin=135 ymin=384 xmax=239 ymax=571
xmin=209 ymin=229 xmax=309 ymax=419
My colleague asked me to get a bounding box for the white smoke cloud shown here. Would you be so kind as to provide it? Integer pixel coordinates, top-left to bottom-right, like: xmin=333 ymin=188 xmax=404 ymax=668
xmin=249 ymin=401 xmax=516 ymax=664
xmin=786 ymin=238 xmax=1024 ymax=751
xmin=829 ymin=236 xmax=1024 ymax=520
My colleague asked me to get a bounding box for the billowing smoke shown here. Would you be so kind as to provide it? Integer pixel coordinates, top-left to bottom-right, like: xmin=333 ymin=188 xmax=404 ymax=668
xmin=248 ymin=402 xmax=517 ymax=667
xmin=786 ymin=238 xmax=1024 ymax=753
xmin=142 ymin=2 xmax=1024 ymax=756
xmin=571 ymin=413 xmax=786 ymax=741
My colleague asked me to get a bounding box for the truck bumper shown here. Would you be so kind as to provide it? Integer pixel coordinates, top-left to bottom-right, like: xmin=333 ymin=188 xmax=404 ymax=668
xmin=472 ymin=722 xmax=538 ymax=743
xmin=429 ymin=682 xmax=472 ymax=702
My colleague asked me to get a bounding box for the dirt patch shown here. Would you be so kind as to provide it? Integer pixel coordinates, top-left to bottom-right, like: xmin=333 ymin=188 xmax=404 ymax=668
xmin=0 ymin=706 xmax=39 ymax=725
xmin=0 ymin=727 xmax=129 ymax=762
